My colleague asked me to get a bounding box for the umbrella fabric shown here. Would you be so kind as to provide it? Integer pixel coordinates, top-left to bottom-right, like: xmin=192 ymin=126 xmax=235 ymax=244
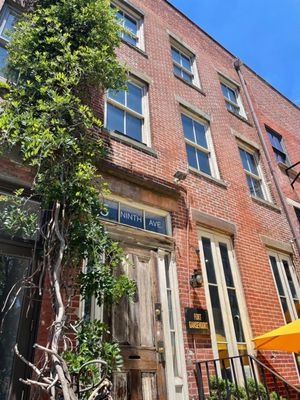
xmin=253 ymin=319 xmax=300 ymax=353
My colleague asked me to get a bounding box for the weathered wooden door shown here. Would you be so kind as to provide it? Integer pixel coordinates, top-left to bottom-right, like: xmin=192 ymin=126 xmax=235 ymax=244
xmin=112 ymin=247 xmax=167 ymax=400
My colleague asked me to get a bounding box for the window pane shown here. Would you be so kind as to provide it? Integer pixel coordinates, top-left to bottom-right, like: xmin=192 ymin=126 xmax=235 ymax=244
xmin=1 ymin=10 xmax=18 ymax=41
xmin=167 ymin=290 xmax=174 ymax=330
xmin=245 ymin=152 xmax=258 ymax=175
xmin=209 ymin=285 xmax=226 ymax=341
xmin=99 ymin=200 xmax=118 ymax=221
xmin=227 ymin=288 xmax=245 ymax=343
xmin=280 ymin=297 xmax=292 ymax=323
xmin=202 ymin=237 xmax=217 ymax=284
xmin=269 ymin=256 xmax=285 ymax=296
xmin=219 ymin=243 xmax=234 ymax=287
xmin=194 ymin=121 xmax=207 ymax=148
xmin=171 ymin=47 xmax=180 ymax=64
xmin=123 ymin=32 xmax=137 ymax=46
xmin=171 ymin=331 xmax=179 ymax=377
xmin=0 ymin=45 xmax=8 ymax=78
xmin=173 ymin=64 xmax=182 ymax=78
xmin=0 ymin=255 xmax=30 ymax=400
xmin=108 ymin=88 xmax=125 ymax=105
xmin=227 ymin=86 xmax=237 ymax=103
xmin=124 ymin=14 xmax=137 ymax=35
xmin=252 ymin=177 xmax=264 ymax=199
xmin=274 ymin=150 xmax=286 ymax=164
xmin=186 ymin=144 xmax=198 ymax=169
xmin=127 ymin=83 xmax=142 ymax=114
xmin=268 ymin=131 xmax=284 ymax=152
xmin=181 ymin=114 xmax=194 ymax=141
xmin=221 ymin=83 xmax=229 ymax=98
xmin=181 ymin=53 xmax=192 ymax=72
xmin=197 ymin=149 xmax=211 ymax=175
xmin=145 ymin=212 xmax=167 ymax=235
xmin=106 ymin=103 xmax=124 ymax=133
xmin=182 ymin=70 xmax=193 ymax=83
xmin=282 ymin=260 xmax=297 ymax=299
xmin=120 ymin=204 xmax=143 ymax=229
xmin=246 ymin=175 xmax=256 ymax=196
xmin=239 ymin=148 xmax=248 ymax=171
xmin=126 ymin=113 xmax=142 ymax=142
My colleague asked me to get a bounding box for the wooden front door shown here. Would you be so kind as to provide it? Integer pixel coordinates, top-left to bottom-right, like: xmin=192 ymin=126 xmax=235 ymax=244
xmin=112 ymin=247 xmax=167 ymax=400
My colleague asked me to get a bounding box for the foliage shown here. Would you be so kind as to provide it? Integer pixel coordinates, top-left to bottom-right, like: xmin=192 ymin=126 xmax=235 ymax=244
xmin=208 ymin=376 xmax=286 ymax=400
xmin=0 ymin=0 xmax=133 ymax=398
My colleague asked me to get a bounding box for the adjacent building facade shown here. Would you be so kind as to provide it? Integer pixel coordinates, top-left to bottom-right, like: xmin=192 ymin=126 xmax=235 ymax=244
xmin=1 ymin=0 xmax=300 ymax=399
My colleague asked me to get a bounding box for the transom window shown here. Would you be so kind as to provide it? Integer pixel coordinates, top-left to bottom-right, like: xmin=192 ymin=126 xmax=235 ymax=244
xmin=99 ymin=198 xmax=170 ymax=236
xmin=182 ymin=112 xmax=218 ymax=178
xmin=239 ymin=147 xmax=266 ymax=200
xmin=266 ymin=127 xmax=288 ymax=165
xmin=0 ymin=5 xmax=20 ymax=78
xmin=106 ymin=80 xmax=148 ymax=144
xmin=111 ymin=1 xmax=143 ymax=50
xmin=172 ymin=47 xmax=194 ymax=83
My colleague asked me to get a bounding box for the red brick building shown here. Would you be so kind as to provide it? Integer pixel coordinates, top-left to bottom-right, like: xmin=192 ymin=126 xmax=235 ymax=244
xmin=1 ymin=0 xmax=300 ymax=399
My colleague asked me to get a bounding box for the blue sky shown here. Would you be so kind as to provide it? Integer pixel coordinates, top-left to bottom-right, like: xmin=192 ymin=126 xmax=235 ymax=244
xmin=168 ymin=0 xmax=300 ymax=106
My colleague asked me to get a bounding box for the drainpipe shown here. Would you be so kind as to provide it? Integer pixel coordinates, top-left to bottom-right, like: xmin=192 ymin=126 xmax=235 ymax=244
xmin=234 ymin=59 xmax=300 ymax=257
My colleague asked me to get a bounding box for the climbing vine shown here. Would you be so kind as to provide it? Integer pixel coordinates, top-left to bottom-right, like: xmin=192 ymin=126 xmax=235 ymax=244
xmin=0 ymin=0 xmax=135 ymax=398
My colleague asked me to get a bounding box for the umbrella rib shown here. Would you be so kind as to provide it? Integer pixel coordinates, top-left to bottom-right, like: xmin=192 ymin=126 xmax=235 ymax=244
xmin=256 ymin=335 xmax=279 ymax=349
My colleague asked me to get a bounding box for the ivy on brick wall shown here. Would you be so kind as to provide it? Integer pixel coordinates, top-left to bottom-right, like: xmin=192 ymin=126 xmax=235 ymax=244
xmin=0 ymin=0 xmax=135 ymax=399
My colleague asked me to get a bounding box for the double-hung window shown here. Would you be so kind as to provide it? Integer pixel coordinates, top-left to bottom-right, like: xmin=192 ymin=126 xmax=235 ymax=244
xmin=106 ymin=79 xmax=149 ymax=144
xmin=239 ymin=147 xmax=268 ymax=200
xmin=0 ymin=5 xmax=20 ymax=78
xmin=182 ymin=112 xmax=218 ymax=178
xmin=111 ymin=1 xmax=144 ymax=50
xmin=266 ymin=127 xmax=289 ymax=165
xmin=220 ymin=77 xmax=246 ymax=118
xmin=170 ymin=38 xmax=199 ymax=87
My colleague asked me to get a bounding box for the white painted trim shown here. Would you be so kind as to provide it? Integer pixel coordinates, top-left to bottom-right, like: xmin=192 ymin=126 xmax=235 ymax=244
xmin=198 ymin=229 xmax=254 ymax=382
xmin=157 ymin=251 xmax=189 ymax=400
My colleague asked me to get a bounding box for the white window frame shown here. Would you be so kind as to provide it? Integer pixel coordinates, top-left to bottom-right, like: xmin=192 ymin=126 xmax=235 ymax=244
xmin=182 ymin=108 xmax=220 ymax=179
xmin=220 ymin=77 xmax=246 ymax=119
xmin=111 ymin=0 xmax=144 ymax=51
xmin=105 ymin=76 xmax=151 ymax=146
xmin=238 ymin=142 xmax=271 ymax=202
xmin=170 ymin=37 xmax=200 ymax=88
xmin=157 ymin=250 xmax=189 ymax=400
xmin=198 ymin=229 xmax=253 ymax=382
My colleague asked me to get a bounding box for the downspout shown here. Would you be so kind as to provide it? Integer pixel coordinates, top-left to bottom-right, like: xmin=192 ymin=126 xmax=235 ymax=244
xmin=234 ymin=59 xmax=300 ymax=256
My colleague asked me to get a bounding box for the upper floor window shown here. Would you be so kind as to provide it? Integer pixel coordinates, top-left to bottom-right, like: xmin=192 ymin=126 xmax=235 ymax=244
xmin=170 ymin=38 xmax=199 ymax=87
xmin=220 ymin=77 xmax=246 ymax=119
xmin=111 ymin=1 xmax=144 ymax=50
xmin=0 ymin=5 xmax=20 ymax=78
xmin=105 ymin=78 xmax=150 ymax=145
xmin=182 ymin=111 xmax=219 ymax=178
xmin=266 ymin=127 xmax=289 ymax=165
xmin=239 ymin=146 xmax=269 ymax=201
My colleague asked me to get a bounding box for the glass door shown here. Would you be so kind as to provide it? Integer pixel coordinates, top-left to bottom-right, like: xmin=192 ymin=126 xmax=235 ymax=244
xmin=199 ymin=230 xmax=252 ymax=382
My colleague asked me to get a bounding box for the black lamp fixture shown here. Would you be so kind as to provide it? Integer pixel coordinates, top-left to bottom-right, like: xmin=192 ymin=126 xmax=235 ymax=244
xmin=190 ymin=269 xmax=203 ymax=288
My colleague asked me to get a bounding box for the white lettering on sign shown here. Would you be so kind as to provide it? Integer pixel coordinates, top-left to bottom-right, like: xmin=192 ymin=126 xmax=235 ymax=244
xmin=120 ymin=211 xmax=143 ymax=223
xmin=148 ymin=219 xmax=162 ymax=228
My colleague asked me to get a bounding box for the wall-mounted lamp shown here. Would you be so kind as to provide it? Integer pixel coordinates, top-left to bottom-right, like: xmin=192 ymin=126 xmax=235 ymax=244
xmin=190 ymin=269 xmax=203 ymax=289
xmin=174 ymin=170 xmax=188 ymax=183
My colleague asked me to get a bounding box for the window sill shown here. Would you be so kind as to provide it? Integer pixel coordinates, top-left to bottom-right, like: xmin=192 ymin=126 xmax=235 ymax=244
xmin=122 ymin=39 xmax=148 ymax=58
xmin=277 ymin=161 xmax=297 ymax=176
xmin=227 ymin=109 xmax=252 ymax=126
xmin=189 ymin=167 xmax=227 ymax=188
xmin=104 ymin=129 xmax=158 ymax=157
xmin=174 ymin=74 xmax=206 ymax=96
xmin=250 ymin=195 xmax=281 ymax=213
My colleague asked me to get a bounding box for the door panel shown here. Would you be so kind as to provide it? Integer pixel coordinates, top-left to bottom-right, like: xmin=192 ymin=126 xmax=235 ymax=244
xmin=112 ymin=248 xmax=167 ymax=400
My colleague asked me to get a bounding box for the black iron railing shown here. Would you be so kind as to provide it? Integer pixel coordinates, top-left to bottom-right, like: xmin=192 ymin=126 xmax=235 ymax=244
xmin=195 ymin=354 xmax=300 ymax=400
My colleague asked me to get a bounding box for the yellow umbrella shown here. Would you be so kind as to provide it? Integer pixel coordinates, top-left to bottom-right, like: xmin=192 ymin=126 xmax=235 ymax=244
xmin=253 ymin=319 xmax=300 ymax=353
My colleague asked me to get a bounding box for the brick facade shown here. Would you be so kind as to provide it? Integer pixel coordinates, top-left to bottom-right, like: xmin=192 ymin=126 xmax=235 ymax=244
xmin=1 ymin=0 xmax=300 ymax=398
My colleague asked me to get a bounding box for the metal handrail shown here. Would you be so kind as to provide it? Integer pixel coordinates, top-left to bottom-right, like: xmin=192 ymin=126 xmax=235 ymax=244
xmin=195 ymin=353 xmax=300 ymax=400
